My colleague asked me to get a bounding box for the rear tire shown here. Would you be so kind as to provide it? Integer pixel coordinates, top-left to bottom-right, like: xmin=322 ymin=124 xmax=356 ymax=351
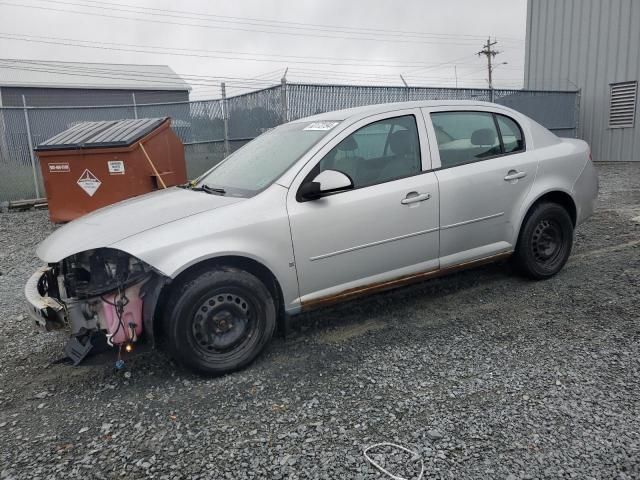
xmin=163 ymin=267 xmax=276 ymax=375
xmin=514 ymin=202 xmax=574 ymax=280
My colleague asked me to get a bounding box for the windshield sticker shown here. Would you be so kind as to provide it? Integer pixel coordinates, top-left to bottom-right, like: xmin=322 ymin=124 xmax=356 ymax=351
xmin=304 ymin=121 xmax=339 ymax=131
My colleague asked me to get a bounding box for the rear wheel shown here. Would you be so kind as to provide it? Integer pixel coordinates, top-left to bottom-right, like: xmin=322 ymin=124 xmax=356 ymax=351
xmin=164 ymin=267 xmax=276 ymax=375
xmin=514 ymin=202 xmax=574 ymax=279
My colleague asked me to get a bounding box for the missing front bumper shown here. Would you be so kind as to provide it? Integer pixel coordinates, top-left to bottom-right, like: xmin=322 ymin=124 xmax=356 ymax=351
xmin=25 ymin=262 xmax=167 ymax=365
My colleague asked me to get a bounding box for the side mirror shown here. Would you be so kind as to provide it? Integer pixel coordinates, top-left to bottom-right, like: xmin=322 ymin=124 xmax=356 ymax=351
xmin=299 ymin=169 xmax=354 ymax=200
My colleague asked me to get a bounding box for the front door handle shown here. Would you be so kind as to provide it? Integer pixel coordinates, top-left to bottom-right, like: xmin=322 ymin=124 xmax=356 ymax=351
xmin=401 ymin=192 xmax=431 ymax=205
xmin=504 ymin=170 xmax=527 ymax=181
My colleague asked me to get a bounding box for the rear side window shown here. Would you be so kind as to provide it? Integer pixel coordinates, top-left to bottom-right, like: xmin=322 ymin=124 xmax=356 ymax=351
xmin=430 ymin=111 xmax=501 ymax=168
xmin=431 ymin=111 xmax=525 ymax=168
xmin=496 ymin=114 xmax=524 ymax=153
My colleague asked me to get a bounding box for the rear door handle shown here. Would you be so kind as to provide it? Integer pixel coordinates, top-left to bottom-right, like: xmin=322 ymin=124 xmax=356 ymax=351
xmin=504 ymin=170 xmax=527 ymax=181
xmin=401 ymin=192 xmax=431 ymax=205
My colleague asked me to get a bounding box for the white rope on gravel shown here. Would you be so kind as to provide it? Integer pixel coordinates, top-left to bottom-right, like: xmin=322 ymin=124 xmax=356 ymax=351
xmin=363 ymin=442 xmax=424 ymax=480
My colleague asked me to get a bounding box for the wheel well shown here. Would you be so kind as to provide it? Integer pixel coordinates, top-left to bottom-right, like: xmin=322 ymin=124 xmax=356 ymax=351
xmin=513 ymin=191 xmax=577 ymax=255
xmin=153 ymin=256 xmax=285 ymax=340
xmin=528 ymin=191 xmax=577 ymax=226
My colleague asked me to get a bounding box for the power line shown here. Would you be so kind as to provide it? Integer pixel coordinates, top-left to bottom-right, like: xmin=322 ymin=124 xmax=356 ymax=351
xmin=0 ymin=62 xmax=278 ymax=89
xmin=17 ymin=0 xmax=524 ymax=45
xmin=0 ymin=57 xmax=496 ymax=85
xmin=290 ymin=63 xmax=524 ymax=78
xmin=248 ymin=69 xmax=283 ymax=81
xmin=287 ymin=71 xmax=483 ymax=85
xmin=0 ymin=32 xmax=482 ymax=69
xmin=0 ymin=39 xmax=521 ymax=88
xmin=293 ymin=57 xmax=480 ymax=79
xmin=0 ymin=65 xmax=456 ymax=92
xmin=0 ymin=60 xmax=522 ymax=95
xmin=72 ymin=0 xmax=524 ymax=43
xmin=0 ymin=59 xmax=523 ymax=96
xmin=0 ymin=63 xmax=520 ymax=100
xmin=0 ymin=32 xmax=475 ymax=68
xmin=289 ymin=67 xmax=465 ymax=80
xmin=0 ymin=59 xmax=281 ymax=86
xmin=0 ymin=0 xmax=520 ymax=48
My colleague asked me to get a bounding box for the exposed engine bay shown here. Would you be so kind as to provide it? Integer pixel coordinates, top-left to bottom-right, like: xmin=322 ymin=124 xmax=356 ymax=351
xmin=26 ymin=248 xmax=166 ymax=365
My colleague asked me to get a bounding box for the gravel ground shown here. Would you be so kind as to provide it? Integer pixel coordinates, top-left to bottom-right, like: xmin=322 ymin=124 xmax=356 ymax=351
xmin=0 ymin=162 xmax=639 ymax=480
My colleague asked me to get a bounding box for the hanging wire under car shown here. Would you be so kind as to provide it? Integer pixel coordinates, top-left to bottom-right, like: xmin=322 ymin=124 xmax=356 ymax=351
xmin=100 ymin=285 xmax=130 ymax=370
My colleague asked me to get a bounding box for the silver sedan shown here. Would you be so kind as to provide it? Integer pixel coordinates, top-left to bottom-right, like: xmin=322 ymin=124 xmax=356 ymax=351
xmin=26 ymin=101 xmax=599 ymax=374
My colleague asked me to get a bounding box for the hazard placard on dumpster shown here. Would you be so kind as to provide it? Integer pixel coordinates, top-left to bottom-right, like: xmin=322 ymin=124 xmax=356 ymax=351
xmin=77 ymin=169 xmax=102 ymax=197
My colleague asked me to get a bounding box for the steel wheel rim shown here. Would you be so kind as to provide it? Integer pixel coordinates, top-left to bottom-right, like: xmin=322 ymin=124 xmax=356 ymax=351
xmin=531 ymin=218 xmax=564 ymax=266
xmin=191 ymin=292 xmax=256 ymax=354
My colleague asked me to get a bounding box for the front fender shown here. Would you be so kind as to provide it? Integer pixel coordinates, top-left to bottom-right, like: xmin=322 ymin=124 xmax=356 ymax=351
xmin=110 ymin=185 xmax=301 ymax=312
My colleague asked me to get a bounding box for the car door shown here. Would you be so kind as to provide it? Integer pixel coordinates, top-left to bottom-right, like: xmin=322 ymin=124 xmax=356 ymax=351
xmin=286 ymin=110 xmax=440 ymax=307
xmin=424 ymin=108 xmax=539 ymax=267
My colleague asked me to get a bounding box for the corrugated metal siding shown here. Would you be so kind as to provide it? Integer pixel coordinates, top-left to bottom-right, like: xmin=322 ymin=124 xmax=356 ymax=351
xmin=0 ymin=87 xmax=189 ymax=107
xmin=0 ymin=60 xmax=191 ymax=91
xmin=525 ymin=0 xmax=640 ymax=161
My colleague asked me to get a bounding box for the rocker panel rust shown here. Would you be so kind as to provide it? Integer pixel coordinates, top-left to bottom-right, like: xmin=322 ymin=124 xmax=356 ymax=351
xmin=300 ymin=251 xmax=513 ymax=311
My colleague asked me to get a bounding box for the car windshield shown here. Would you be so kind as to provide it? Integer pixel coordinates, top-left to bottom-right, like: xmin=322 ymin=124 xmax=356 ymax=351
xmin=195 ymin=121 xmax=340 ymax=196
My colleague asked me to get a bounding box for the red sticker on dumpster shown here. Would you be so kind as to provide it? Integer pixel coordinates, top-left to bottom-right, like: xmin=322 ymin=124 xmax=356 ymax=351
xmin=48 ymin=162 xmax=70 ymax=173
xmin=77 ymin=169 xmax=102 ymax=197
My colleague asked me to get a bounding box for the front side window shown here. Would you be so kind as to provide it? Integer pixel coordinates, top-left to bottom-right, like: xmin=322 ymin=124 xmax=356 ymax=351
xmin=430 ymin=111 xmax=502 ymax=168
xmin=196 ymin=121 xmax=337 ymax=196
xmin=317 ymin=115 xmax=421 ymax=188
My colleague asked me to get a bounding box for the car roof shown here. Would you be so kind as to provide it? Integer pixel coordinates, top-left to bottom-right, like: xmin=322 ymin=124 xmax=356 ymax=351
xmin=291 ymin=100 xmax=516 ymax=124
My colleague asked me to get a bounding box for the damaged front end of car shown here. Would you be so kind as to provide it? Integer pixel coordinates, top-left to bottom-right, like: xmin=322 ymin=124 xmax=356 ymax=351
xmin=25 ymin=248 xmax=167 ymax=365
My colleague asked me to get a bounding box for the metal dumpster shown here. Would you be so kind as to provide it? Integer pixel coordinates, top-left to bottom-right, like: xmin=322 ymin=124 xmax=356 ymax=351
xmin=35 ymin=117 xmax=186 ymax=223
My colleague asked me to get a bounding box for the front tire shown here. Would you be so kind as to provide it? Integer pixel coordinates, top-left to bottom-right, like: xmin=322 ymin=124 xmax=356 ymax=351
xmin=163 ymin=267 xmax=276 ymax=375
xmin=514 ymin=202 xmax=574 ymax=280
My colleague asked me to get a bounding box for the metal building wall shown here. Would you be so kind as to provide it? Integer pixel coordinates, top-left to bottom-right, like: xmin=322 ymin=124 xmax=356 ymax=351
xmin=0 ymin=87 xmax=189 ymax=107
xmin=525 ymin=0 xmax=640 ymax=161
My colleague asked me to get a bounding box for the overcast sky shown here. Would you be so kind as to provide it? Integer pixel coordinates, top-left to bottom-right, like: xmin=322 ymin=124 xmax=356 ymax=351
xmin=0 ymin=0 xmax=527 ymax=99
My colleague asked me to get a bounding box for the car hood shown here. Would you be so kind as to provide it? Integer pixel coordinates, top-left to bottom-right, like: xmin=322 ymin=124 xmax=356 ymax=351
xmin=37 ymin=187 xmax=244 ymax=262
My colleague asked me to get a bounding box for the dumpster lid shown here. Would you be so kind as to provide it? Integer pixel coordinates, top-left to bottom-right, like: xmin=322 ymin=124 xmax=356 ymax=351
xmin=36 ymin=117 xmax=168 ymax=151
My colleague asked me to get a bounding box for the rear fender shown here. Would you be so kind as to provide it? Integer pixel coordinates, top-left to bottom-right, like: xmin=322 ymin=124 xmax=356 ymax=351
xmin=512 ymin=140 xmax=587 ymax=244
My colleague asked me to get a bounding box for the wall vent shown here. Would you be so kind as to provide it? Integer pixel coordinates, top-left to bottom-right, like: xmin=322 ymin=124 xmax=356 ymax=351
xmin=609 ymin=81 xmax=637 ymax=128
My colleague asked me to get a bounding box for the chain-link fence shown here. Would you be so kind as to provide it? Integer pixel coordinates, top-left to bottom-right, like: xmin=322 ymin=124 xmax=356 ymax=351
xmin=0 ymin=82 xmax=579 ymax=202
xmin=227 ymin=85 xmax=283 ymax=139
xmin=286 ymin=84 xmax=580 ymax=137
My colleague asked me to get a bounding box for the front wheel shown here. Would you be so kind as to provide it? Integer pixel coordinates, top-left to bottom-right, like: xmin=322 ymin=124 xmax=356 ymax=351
xmin=514 ymin=202 xmax=574 ymax=280
xmin=163 ymin=267 xmax=276 ymax=375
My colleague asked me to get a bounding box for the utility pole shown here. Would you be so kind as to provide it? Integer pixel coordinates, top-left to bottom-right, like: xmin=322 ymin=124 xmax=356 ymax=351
xmin=477 ymin=37 xmax=499 ymax=101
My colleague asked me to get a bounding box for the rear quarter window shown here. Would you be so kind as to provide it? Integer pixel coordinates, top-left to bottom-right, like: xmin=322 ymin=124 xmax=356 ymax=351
xmin=496 ymin=114 xmax=525 ymax=153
